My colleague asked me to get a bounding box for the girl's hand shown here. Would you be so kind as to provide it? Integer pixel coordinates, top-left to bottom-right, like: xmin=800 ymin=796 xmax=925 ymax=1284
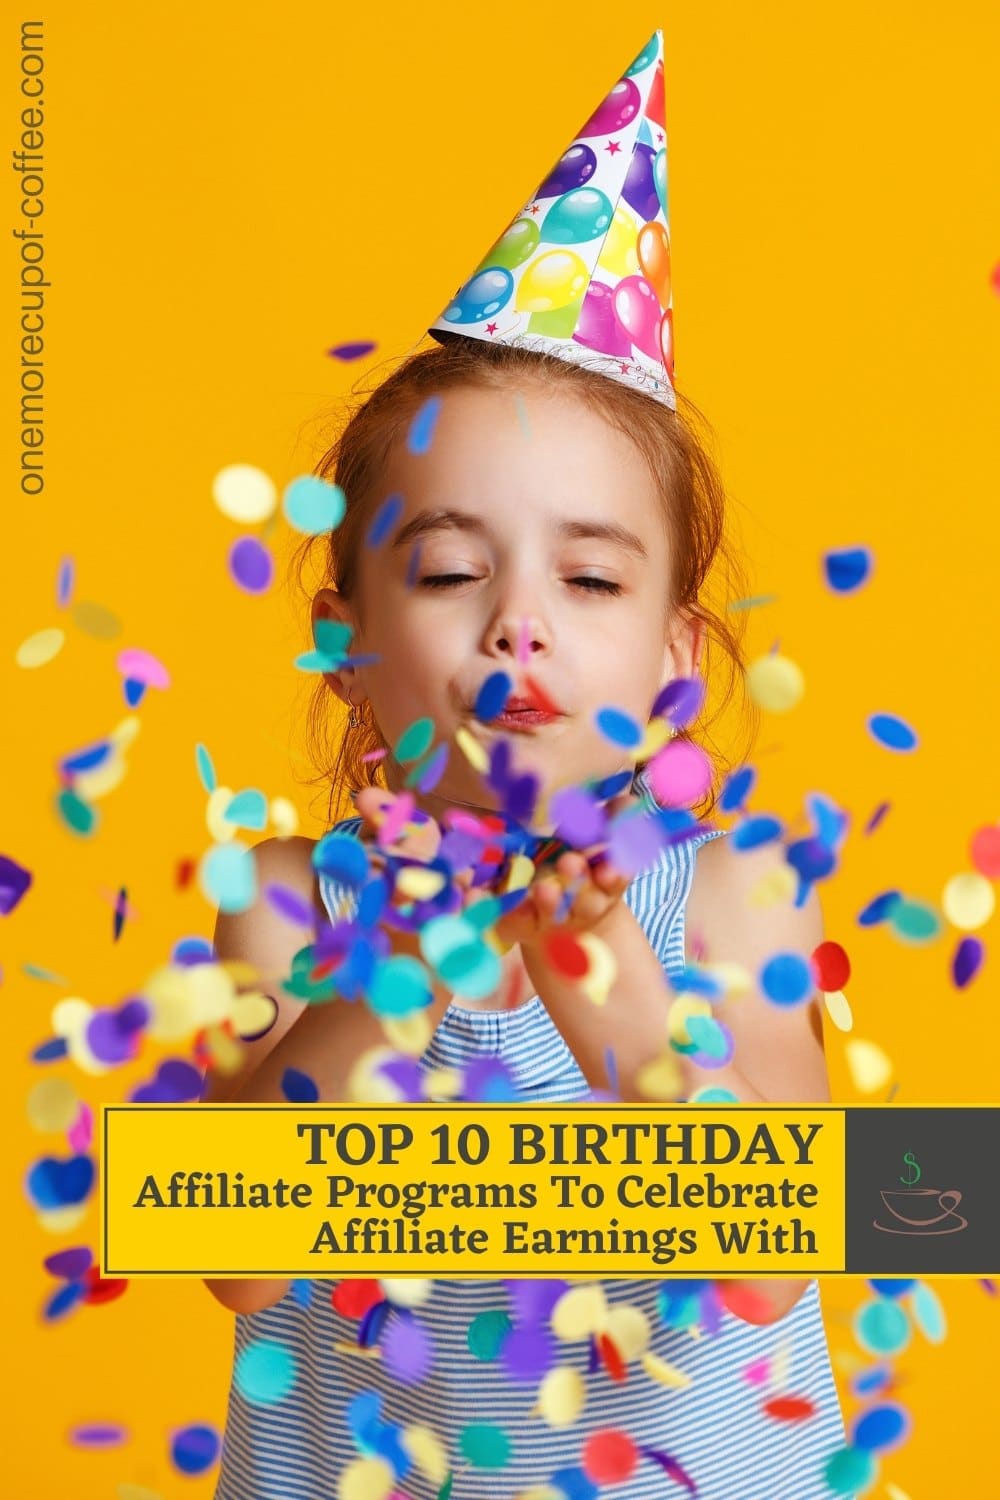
xmin=494 ymin=791 xmax=637 ymax=952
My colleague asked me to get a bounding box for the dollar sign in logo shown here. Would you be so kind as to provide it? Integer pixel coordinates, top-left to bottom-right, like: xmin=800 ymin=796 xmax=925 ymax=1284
xmin=899 ymin=1151 xmax=921 ymax=1186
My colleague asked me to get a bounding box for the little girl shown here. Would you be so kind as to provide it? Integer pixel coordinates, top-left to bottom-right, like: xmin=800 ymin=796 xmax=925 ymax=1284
xmin=203 ymin=335 xmax=851 ymax=1499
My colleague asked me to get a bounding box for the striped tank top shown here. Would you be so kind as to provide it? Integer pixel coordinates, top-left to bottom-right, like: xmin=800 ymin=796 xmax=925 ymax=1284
xmin=214 ymin=777 xmax=850 ymax=1500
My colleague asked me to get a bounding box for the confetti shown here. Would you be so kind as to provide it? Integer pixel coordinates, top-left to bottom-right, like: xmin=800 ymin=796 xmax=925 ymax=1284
xmin=283 ymin=475 xmax=347 ymax=533
xmin=234 ymin=1339 xmax=297 ymax=1404
xmin=328 ymin=340 xmax=377 ymax=361
xmin=868 ymin=712 xmax=918 ymax=752
xmin=822 ymin=546 xmax=872 ymax=593
xmin=595 ymin=706 xmax=642 ymax=748
xmin=15 ymin=625 xmax=66 ymax=668
xmin=647 ymin=738 xmax=712 ymax=807
xmin=811 ymin=940 xmax=850 ymax=991
xmin=759 ymin=952 xmax=813 ymax=1006
xmin=212 ymin=464 xmax=277 ymax=523
xmin=229 ymin=535 xmax=273 ymax=593
xmin=170 ymin=1423 xmax=221 ymax=1475
xmin=942 ymin=871 xmax=995 ymax=930
xmin=952 ymin=935 xmax=984 ymax=988
xmin=745 ymin=652 xmax=804 ymax=713
xmin=407 ymin=396 xmax=442 ymax=456
xmin=367 ymin=492 xmax=404 ymax=547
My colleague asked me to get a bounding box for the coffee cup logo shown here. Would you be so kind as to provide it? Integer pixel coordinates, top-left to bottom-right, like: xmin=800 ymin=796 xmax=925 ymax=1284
xmin=873 ymin=1151 xmax=968 ymax=1236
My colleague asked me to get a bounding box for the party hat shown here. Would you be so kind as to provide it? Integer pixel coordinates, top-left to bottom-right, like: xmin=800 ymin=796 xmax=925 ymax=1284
xmin=428 ymin=30 xmax=674 ymax=407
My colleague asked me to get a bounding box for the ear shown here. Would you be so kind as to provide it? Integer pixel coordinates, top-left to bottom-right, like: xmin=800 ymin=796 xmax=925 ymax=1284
xmin=660 ymin=606 xmax=706 ymax=687
xmin=311 ymin=586 xmax=362 ymax=708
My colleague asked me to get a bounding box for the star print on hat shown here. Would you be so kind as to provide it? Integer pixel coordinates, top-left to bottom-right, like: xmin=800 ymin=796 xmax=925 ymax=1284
xmin=428 ymin=29 xmax=674 ymax=406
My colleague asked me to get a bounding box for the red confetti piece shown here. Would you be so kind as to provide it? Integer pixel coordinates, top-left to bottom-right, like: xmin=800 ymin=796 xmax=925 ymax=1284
xmin=971 ymin=825 xmax=1000 ymax=878
xmin=524 ymin=674 xmax=561 ymax=716
xmin=583 ymin=1428 xmax=637 ymax=1484
xmin=544 ymin=930 xmax=589 ymax=979
xmin=81 ymin=1266 xmax=128 ymax=1304
xmin=811 ymin=939 xmax=851 ymax=992
xmin=332 ymin=1279 xmax=383 ymax=1319
xmin=175 ymin=858 xmax=197 ymax=890
xmin=596 ymin=1331 xmax=627 ymax=1383
xmin=762 ymin=1394 xmax=817 ymax=1422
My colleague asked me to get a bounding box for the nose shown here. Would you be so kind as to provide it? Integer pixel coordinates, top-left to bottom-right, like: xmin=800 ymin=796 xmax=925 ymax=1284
xmin=485 ymin=607 xmax=552 ymax=660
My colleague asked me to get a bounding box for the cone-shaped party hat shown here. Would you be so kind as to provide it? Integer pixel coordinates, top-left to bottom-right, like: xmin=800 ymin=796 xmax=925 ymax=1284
xmin=428 ymin=30 xmax=674 ymax=406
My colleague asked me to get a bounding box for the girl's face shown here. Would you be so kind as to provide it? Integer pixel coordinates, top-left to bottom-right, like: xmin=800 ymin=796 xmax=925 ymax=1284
xmin=316 ymin=382 xmax=702 ymax=822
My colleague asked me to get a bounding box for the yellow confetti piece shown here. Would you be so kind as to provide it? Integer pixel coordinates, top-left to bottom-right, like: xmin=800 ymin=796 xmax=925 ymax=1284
xmin=348 ymin=1045 xmax=413 ymax=1103
xmin=333 ymin=1341 xmax=383 ymax=1360
xmin=27 ymin=1076 xmax=79 ymax=1133
xmin=382 ymin=1010 xmax=435 ymax=1058
xmin=745 ymin=652 xmax=805 ymax=713
xmin=38 ymin=1204 xmax=87 ymax=1234
xmin=74 ymin=745 xmax=129 ymax=802
xmin=605 ymin=1303 xmax=651 ymax=1361
xmin=538 ymin=1364 xmax=586 ymax=1426
xmin=822 ymin=989 xmax=853 ymax=1032
xmin=16 ymin=625 xmax=66 ymax=667
xmin=203 ymin=1022 xmax=245 ymax=1077
xmin=50 ymin=998 xmax=108 ymax=1075
xmin=885 ymin=1484 xmax=914 ymax=1500
xmin=635 ymin=1050 xmax=684 ymax=1100
xmin=454 ymin=724 xmax=489 ymax=773
xmin=422 ymin=1064 xmax=463 ymax=1099
xmin=635 ymin=717 xmax=672 ymax=761
xmin=206 ymin=785 xmax=240 ymax=843
xmin=213 ymin=462 xmax=277 ymax=523
xmin=701 ymin=960 xmax=754 ymax=997
xmin=400 ymin=1425 xmax=449 ymax=1487
xmin=845 ymin=1037 xmax=893 ymax=1093
xmin=396 ymin=865 xmax=447 ymax=901
xmin=552 ymin=1283 xmax=608 ymax=1340
xmin=668 ymin=995 xmax=712 ymax=1046
xmin=641 ymin=1348 xmax=692 ymax=1389
xmin=576 ymin=930 xmax=618 ymax=1006
xmin=109 ymin=715 xmax=141 ymax=751
xmin=269 ymin=796 xmax=299 ymax=838
xmin=73 ymin=599 xmax=122 ymax=639
xmin=504 ymin=852 xmax=536 ymax=894
xmin=942 ymin=871 xmax=995 ymax=931
xmin=748 ymin=863 xmax=797 ymax=907
xmin=337 ymin=1454 xmax=395 ymax=1500
xmin=117 ymin=1485 xmax=166 ymax=1500
xmin=771 ymin=1339 xmax=791 ymax=1391
xmin=379 ymin=1278 xmax=432 ymax=1308
xmin=231 ymin=992 xmax=278 ymax=1037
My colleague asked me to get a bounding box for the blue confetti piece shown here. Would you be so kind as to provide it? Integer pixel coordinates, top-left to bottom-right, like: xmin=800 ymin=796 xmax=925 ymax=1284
xmin=719 ymin=765 xmax=755 ymax=812
xmin=759 ymin=952 xmax=813 ymax=1006
xmin=858 ymin=890 xmax=901 ymax=926
xmin=731 ymin=814 xmax=783 ymax=850
xmin=868 ymin=712 xmax=918 ymax=752
xmin=474 ymin=671 xmax=512 ymax=721
xmin=31 ymin=1036 xmax=69 ymax=1062
xmin=366 ymin=492 xmax=404 ymax=548
xmin=595 ymin=706 xmax=642 ymax=748
xmin=823 ymin=546 xmax=872 ymax=594
xmin=281 ymin=1067 xmax=319 ymax=1103
xmin=407 ymin=395 xmax=442 ymax=456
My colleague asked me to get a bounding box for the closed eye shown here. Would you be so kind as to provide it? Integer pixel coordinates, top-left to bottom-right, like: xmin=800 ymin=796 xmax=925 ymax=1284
xmin=419 ymin=574 xmax=622 ymax=595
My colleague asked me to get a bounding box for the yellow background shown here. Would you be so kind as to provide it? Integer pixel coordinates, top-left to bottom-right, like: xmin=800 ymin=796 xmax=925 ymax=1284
xmin=3 ymin=1 xmax=999 ymax=1494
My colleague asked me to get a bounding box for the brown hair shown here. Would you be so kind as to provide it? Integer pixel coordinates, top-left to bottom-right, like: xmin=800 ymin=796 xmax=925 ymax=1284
xmin=289 ymin=337 xmax=759 ymax=829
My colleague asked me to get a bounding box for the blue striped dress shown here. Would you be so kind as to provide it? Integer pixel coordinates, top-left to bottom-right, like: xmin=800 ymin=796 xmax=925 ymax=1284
xmin=215 ymin=778 xmax=850 ymax=1500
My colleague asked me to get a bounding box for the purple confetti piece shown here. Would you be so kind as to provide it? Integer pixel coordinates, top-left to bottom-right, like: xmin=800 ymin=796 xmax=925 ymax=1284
xmin=651 ymin=676 xmax=704 ymax=728
xmin=500 ymin=1324 xmax=556 ymax=1381
xmin=640 ymin=1446 xmax=699 ymax=1495
xmin=70 ymin=1423 xmax=128 ymax=1448
xmin=229 ymin=535 xmax=273 ymax=594
xmin=503 ymin=1279 xmax=569 ymax=1327
xmin=548 ymin=785 xmax=607 ymax=847
xmin=864 ymin=801 xmax=891 ymax=835
xmin=953 ymin=936 xmax=984 ymax=989
xmin=366 ymin=492 xmax=404 ymax=547
xmin=44 ymin=1246 xmax=93 ymax=1280
xmin=327 ymin=340 xmax=377 ymax=361
xmin=381 ymin=1309 xmax=433 ymax=1383
xmin=0 ymin=853 xmax=33 ymax=914
xmin=264 ymin=881 xmax=317 ymax=929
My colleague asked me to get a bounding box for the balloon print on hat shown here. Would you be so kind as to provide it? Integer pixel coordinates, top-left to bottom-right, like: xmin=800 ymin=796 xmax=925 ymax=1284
xmin=637 ymin=221 xmax=671 ymax=307
xmin=475 ymin=218 xmax=539 ymax=274
xmin=574 ymin=280 xmax=634 ymax=358
xmin=577 ymin=78 xmax=642 ymax=138
xmin=540 ymin=188 xmax=614 ymax=245
xmin=535 ymin=143 xmax=597 ymax=199
xmin=597 ymin=203 xmax=642 ymax=278
xmin=623 ymin=142 xmax=661 ymax=222
xmin=516 ymin=250 xmax=590 ymax=313
xmin=614 ymin=275 xmax=662 ymax=359
xmin=443 ymin=268 xmax=514 ymax=324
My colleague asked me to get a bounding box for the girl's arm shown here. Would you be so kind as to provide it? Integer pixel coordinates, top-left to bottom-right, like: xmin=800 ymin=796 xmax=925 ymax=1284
xmin=518 ymin=835 xmax=832 ymax=1325
xmin=200 ymin=834 xmax=452 ymax=1314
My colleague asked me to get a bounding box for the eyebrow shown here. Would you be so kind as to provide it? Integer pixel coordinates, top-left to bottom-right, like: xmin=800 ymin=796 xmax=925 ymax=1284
xmin=390 ymin=507 xmax=648 ymax=561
